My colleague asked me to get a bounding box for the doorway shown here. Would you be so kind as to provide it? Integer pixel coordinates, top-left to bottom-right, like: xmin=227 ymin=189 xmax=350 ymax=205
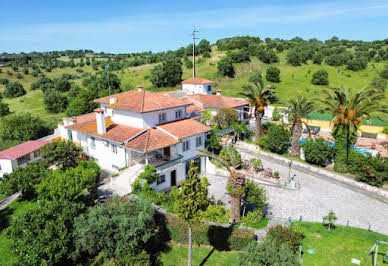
xmin=170 ymin=170 xmax=176 ymax=187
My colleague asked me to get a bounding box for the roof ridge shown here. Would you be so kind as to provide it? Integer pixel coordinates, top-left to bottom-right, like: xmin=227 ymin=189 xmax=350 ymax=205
xmin=143 ymin=128 xmax=151 ymax=153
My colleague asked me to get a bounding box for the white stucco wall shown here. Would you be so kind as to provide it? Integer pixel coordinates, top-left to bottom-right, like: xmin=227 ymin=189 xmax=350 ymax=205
xmin=0 ymin=159 xmax=14 ymax=178
xmin=111 ymin=109 xmax=144 ymax=128
xmin=182 ymin=83 xmax=213 ymax=95
xmin=142 ymin=106 xmax=187 ymax=127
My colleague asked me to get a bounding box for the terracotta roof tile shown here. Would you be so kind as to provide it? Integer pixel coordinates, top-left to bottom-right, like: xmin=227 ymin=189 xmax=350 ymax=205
xmin=181 ymin=78 xmax=214 ymax=85
xmin=94 ymin=90 xmax=190 ymax=113
xmin=0 ymin=140 xmax=49 ymax=160
xmin=187 ymin=103 xmax=205 ymax=113
xmin=187 ymin=94 xmax=248 ymax=109
xmin=124 ymin=128 xmax=179 ymax=152
xmin=158 ymin=118 xmax=210 ymax=139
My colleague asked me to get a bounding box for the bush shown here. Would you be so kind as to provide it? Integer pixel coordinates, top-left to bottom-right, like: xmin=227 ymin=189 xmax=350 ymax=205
xmin=15 ymin=73 xmax=23 ymax=79
xmin=250 ymin=158 xmax=263 ymax=172
xmin=267 ymin=225 xmax=304 ymax=252
xmin=217 ymin=56 xmax=235 ymax=77
xmin=350 ymin=154 xmax=388 ymax=187
xmin=382 ymin=126 xmax=388 ymax=134
xmin=266 ymin=66 xmax=280 ymax=82
xmin=219 ymin=146 xmax=242 ymax=167
xmin=0 ymin=102 xmax=10 ymax=116
xmin=258 ymin=124 xmax=291 ymax=154
xmin=302 ymin=138 xmax=334 ymax=166
xmin=312 ymin=52 xmax=323 ymax=64
xmin=43 ymin=89 xmax=68 ymax=113
xmin=0 ymin=113 xmax=51 ymax=141
xmin=240 ymin=209 xmax=264 ymax=227
xmin=3 ymin=81 xmax=26 ymax=98
xmin=0 ymin=78 xmax=9 ymax=85
xmin=138 ymin=165 xmax=158 ymax=184
xmin=228 ymin=49 xmax=250 ymax=63
xmin=202 ymin=204 xmax=230 ymax=224
xmin=55 ymin=78 xmax=71 ymax=92
xmin=150 ymin=56 xmax=182 ymax=87
xmin=213 ymin=108 xmax=238 ymax=129
xmin=311 ymin=69 xmax=329 ymax=85
xmin=347 ymin=57 xmax=368 ymax=71
xmin=30 ymin=75 xmax=54 ymax=91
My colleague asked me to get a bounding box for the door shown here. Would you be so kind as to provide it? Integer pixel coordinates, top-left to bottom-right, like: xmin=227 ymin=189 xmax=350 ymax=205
xmin=163 ymin=147 xmax=170 ymax=160
xmin=171 ymin=170 xmax=176 ymax=187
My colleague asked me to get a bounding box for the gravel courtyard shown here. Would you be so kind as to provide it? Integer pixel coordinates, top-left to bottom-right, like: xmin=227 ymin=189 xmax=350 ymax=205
xmin=206 ymin=155 xmax=388 ymax=235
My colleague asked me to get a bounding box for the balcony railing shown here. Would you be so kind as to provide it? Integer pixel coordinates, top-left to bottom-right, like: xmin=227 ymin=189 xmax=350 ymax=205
xmin=153 ymin=154 xmax=183 ymax=171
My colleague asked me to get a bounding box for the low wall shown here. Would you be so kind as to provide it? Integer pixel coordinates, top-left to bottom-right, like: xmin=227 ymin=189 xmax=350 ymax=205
xmin=236 ymin=142 xmax=388 ymax=203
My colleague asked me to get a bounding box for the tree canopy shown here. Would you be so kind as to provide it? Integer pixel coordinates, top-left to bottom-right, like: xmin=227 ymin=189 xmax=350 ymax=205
xmin=39 ymin=140 xmax=82 ymax=169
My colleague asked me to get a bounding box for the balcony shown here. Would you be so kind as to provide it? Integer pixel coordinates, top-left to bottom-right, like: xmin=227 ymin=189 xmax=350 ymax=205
xmin=153 ymin=154 xmax=183 ymax=171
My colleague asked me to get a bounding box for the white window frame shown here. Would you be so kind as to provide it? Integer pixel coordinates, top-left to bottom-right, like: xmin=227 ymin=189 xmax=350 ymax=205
xmin=17 ymin=154 xmax=30 ymax=166
xmin=195 ymin=136 xmax=202 ymax=147
xmin=175 ymin=110 xmax=182 ymax=119
xmin=159 ymin=112 xmax=167 ymax=123
xmin=183 ymin=140 xmax=190 ymax=152
xmin=111 ymin=144 xmax=118 ymax=154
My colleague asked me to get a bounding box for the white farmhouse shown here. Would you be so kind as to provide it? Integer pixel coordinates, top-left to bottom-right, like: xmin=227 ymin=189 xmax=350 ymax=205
xmin=181 ymin=77 xmax=214 ymax=95
xmin=0 ymin=140 xmax=48 ymax=178
xmin=58 ymin=88 xmax=211 ymax=191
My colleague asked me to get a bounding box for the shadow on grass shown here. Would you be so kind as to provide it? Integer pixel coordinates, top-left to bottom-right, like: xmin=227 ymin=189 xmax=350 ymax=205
xmin=149 ymin=212 xmax=172 ymax=266
xmin=0 ymin=207 xmax=14 ymax=232
xmin=199 ymin=225 xmax=233 ymax=265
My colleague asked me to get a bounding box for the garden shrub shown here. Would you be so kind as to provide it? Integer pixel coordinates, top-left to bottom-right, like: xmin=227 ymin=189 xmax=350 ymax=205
xmin=382 ymin=126 xmax=388 ymax=134
xmin=213 ymin=108 xmax=238 ymax=129
xmin=240 ymin=209 xmax=264 ymax=228
xmin=348 ymin=153 xmax=388 ymax=187
xmin=0 ymin=102 xmax=10 ymax=116
xmin=267 ymin=225 xmax=304 ymax=252
xmin=138 ymin=165 xmax=158 ymax=184
xmin=311 ymin=69 xmax=329 ymax=85
xmin=258 ymin=124 xmax=291 ymax=154
xmin=202 ymin=204 xmax=230 ymax=224
xmin=219 ymin=146 xmax=242 ymax=167
xmin=266 ymin=66 xmax=280 ymax=82
xmin=301 ymin=138 xmax=334 ymax=166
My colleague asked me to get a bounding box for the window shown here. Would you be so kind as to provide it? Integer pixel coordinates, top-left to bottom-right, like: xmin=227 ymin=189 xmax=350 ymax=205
xmin=183 ymin=140 xmax=190 ymax=152
xmin=195 ymin=136 xmax=202 ymax=147
xmin=17 ymin=154 xmax=30 ymax=166
xmin=33 ymin=151 xmax=39 ymax=158
xmin=111 ymin=144 xmax=118 ymax=154
xmin=159 ymin=113 xmax=167 ymax=123
xmin=157 ymin=174 xmax=166 ymax=185
xmin=90 ymin=137 xmax=96 ymax=148
xmin=104 ymin=140 xmax=109 ymax=147
xmin=186 ymin=157 xmax=201 ymax=174
xmin=207 ymin=85 xmax=212 ymax=92
xmin=67 ymin=129 xmax=73 ymax=141
xmin=175 ymin=110 xmax=182 ymax=119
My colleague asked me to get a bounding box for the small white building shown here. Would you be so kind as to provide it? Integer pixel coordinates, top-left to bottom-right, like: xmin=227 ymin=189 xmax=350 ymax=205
xmin=181 ymin=78 xmax=214 ymax=95
xmin=0 ymin=140 xmax=48 ymax=178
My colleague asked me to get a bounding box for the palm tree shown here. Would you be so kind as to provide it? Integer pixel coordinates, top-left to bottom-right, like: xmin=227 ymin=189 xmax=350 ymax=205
xmin=318 ymin=87 xmax=388 ymax=165
xmin=240 ymin=72 xmax=278 ymax=142
xmin=285 ymin=96 xmax=316 ymax=157
xmin=198 ymin=148 xmax=245 ymax=223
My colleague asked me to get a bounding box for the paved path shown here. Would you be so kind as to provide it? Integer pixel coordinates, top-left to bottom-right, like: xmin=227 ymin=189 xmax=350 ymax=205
xmin=206 ymin=152 xmax=388 ymax=235
xmin=0 ymin=191 xmax=21 ymax=211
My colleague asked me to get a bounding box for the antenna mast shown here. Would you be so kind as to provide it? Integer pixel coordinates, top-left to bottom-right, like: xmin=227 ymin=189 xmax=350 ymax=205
xmin=192 ymin=29 xmax=198 ymax=78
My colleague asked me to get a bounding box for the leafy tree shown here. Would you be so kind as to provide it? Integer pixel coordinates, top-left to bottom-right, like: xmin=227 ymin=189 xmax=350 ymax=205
xmin=174 ymin=161 xmax=209 ymax=266
xmin=196 ymin=39 xmax=211 ymax=54
xmin=55 ymin=78 xmax=71 ymax=92
xmin=0 ymin=113 xmax=51 ymax=141
xmin=3 ymin=81 xmax=26 ymax=98
xmin=205 ymin=131 xmax=222 ymax=154
xmin=228 ymin=49 xmax=251 ymax=63
xmin=217 ymin=56 xmax=235 ymax=77
xmin=242 ymin=179 xmax=267 ymax=216
xmin=236 ymin=238 xmax=298 ymax=265
xmin=240 ymin=71 xmax=278 ymax=141
xmin=30 ymin=75 xmax=54 ymax=91
xmin=7 ymin=200 xmax=85 ymax=265
xmin=0 ymin=78 xmax=9 ymax=85
xmin=199 ymin=149 xmax=245 ymax=223
xmin=43 ymin=89 xmax=68 ymax=113
xmin=82 ymin=71 xmax=121 ymax=97
xmin=213 ymin=108 xmax=238 ymax=129
xmin=347 ymin=57 xmax=368 ymax=71
xmin=312 ymin=52 xmax=324 ymax=64
xmin=285 ymin=96 xmax=315 ymax=157
xmin=311 ymin=69 xmax=329 ymax=85
xmin=323 ymin=210 xmax=337 ymax=231
xmin=39 ymin=140 xmax=82 ymax=169
xmin=0 ymin=102 xmax=10 ymax=116
xmin=301 ymin=138 xmax=334 ymax=166
xmin=379 ymin=65 xmax=388 ymax=79
xmin=66 ymin=89 xmax=98 ymax=116
xmin=73 ymin=196 xmax=156 ymax=264
xmin=266 ymin=66 xmax=280 ymax=83
xmin=219 ymin=146 xmax=242 ymax=167
xmin=267 ymin=225 xmax=304 ymax=252
xmin=230 ymin=121 xmax=251 ymax=140
xmin=138 ymin=165 xmax=158 ymax=184
xmin=150 ymin=56 xmax=182 ymax=87
xmin=15 ymin=73 xmax=23 ymax=79
xmin=258 ymin=124 xmax=291 ymax=154
xmin=0 ymin=161 xmax=48 ymax=199
xmin=202 ymin=51 xmax=211 ymax=58
xmin=37 ymin=161 xmax=100 ymax=201
xmin=22 ymin=67 xmax=29 ymax=74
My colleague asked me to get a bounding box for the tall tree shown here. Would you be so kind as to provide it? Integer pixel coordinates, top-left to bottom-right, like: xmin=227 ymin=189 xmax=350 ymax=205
xmin=240 ymin=71 xmax=278 ymax=141
xmin=174 ymin=161 xmax=208 ymax=266
xmin=318 ymin=87 xmax=388 ymax=170
xmin=198 ymin=149 xmax=245 ymax=223
xmin=285 ymin=96 xmax=315 ymax=157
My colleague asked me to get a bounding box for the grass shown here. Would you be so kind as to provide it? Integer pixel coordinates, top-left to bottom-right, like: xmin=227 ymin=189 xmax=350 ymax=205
xmin=297 ymin=222 xmax=388 ymax=266
xmin=0 ymin=199 xmax=37 ymax=266
xmin=159 ymin=242 xmax=240 ymax=266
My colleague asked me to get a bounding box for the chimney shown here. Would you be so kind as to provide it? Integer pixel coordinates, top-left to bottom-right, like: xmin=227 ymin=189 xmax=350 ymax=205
xmin=137 ymin=85 xmax=144 ymax=92
xmin=216 ymin=89 xmax=222 ymax=96
xmin=94 ymin=108 xmax=106 ymax=135
xmin=109 ymin=97 xmax=117 ymax=105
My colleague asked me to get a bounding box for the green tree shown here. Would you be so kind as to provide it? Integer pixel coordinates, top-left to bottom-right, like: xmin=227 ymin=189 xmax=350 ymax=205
xmin=0 ymin=113 xmax=51 ymax=141
xmin=0 ymin=102 xmax=10 ymax=116
xmin=0 ymin=78 xmax=9 ymax=85
xmin=258 ymin=124 xmax=291 ymax=154
xmin=242 ymin=179 xmax=267 ymax=216
xmin=266 ymin=66 xmax=280 ymax=83
xmin=199 ymin=149 xmax=245 ymax=223
xmin=55 ymin=78 xmax=71 ymax=92
xmin=323 ymin=210 xmax=337 ymax=231
xmin=301 ymin=138 xmax=334 ymax=166
xmin=66 ymin=89 xmax=98 ymax=116
xmin=240 ymin=71 xmax=278 ymax=141
xmin=73 ymin=196 xmax=156 ymax=264
xmin=197 ymin=39 xmax=211 ymax=54
xmin=213 ymin=108 xmax=238 ymax=129
xmin=82 ymin=71 xmax=122 ymax=97
xmin=3 ymin=81 xmax=26 ymax=98
xmin=219 ymin=146 xmax=242 ymax=167
xmin=36 ymin=161 xmax=100 ymax=201
xmin=217 ymin=56 xmax=235 ymax=77
xmin=7 ymin=200 xmax=85 ymax=265
xmin=39 ymin=140 xmax=82 ymax=169
xmin=230 ymin=121 xmax=251 ymax=140
xmin=43 ymin=89 xmax=68 ymax=113
xmin=311 ymin=69 xmax=329 ymax=85
xmin=285 ymin=96 xmax=315 ymax=157
xmin=174 ymin=161 xmax=209 ymax=266
xmin=138 ymin=165 xmax=158 ymax=184
xmin=150 ymin=56 xmax=182 ymax=87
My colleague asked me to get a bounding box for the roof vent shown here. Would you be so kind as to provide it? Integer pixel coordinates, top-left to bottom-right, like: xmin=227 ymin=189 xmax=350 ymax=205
xmin=216 ymin=89 xmax=222 ymax=96
xmin=109 ymin=97 xmax=117 ymax=104
xmin=137 ymin=85 xmax=144 ymax=92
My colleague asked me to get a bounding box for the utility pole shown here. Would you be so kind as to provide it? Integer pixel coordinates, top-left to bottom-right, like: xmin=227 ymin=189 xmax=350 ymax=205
xmin=192 ymin=29 xmax=198 ymax=78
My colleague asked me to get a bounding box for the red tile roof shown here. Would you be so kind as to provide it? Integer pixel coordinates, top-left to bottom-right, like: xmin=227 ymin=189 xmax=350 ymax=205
xmin=124 ymin=128 xmax=179 ymax=152
xmin=181 ymin=78 xmax=214 ymax=85
xmin=0 ymin=140 xmax=49 ymax=160
xmin=187 ymin=103 xmax=205 ymax=113
xmin=74 ymin=112 xmax=96 ymax=124
xmin=187 ymin=94 xmax=248 ymax=109
xmin=94 ymin=90 xmax=190 ymax=113
xmin=158 ymin=118 xmax=211 ymax=139
xmin=66 ymin=117 xmax=144 ymax=143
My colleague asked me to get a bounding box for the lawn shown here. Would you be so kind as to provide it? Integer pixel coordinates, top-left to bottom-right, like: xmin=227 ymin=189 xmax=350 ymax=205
xmin=297 ymin=222 xmax=388 ymax=266
xmin=159 ymin=243 xmax=240 ymax=266
xmin=0 ymin=199 xmax=37 ymax=266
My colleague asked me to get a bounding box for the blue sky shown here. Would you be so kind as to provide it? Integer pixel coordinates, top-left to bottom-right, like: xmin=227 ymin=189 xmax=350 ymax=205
xmin=1 ymin=0 xmax=387 ymax=53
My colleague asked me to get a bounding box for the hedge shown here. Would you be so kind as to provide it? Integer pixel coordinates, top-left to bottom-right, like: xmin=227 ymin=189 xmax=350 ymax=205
xmin=165 ymin=214 xmax=255 ymax=250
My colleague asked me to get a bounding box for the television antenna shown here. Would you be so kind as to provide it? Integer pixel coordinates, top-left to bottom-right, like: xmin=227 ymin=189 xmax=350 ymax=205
xmin=192 ymin=29 xmax=199 ymax=78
